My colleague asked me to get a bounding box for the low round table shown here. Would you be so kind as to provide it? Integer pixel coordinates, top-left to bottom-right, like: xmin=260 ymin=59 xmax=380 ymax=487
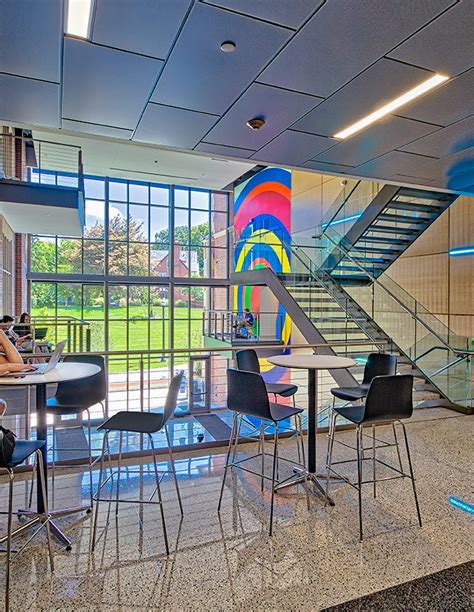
xmin=0 ymin=362 xmax=101 ymax=549
xmin=267 ymin=354 xmax=356 ymax=504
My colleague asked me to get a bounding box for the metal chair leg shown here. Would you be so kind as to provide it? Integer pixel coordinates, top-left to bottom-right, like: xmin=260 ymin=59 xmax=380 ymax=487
xmin=149 ymin=436 xmax=169 ymax=556
xmin=325 ymin=412 xmax=337 ymax=501
xmin=5 ymin=471 xmax=14 ymax=612
xmin=231 ymin=415 xmax=241 ymax=464
xmin=400 ymin=421 xmax=422 ymax=528
xmin=269 ymin=423 xmax=279 ymax=537
xmin=218 ymin=414 xmax=237 ymax=512
xmin=86 ymin=408 xmax=93 ymax=510
xmin=392 ymin=421 xmax=404 ymax=473
xmin=36 ymin=450 xmax=54 ymax=573
xmin=356 ymin=425 xmax=363 ymax=541
xmin=115 ymin=432 xmax=123 ymax=516
xmin=91 ymin=432 xmax=108 ymax=551
xmin=260 ymin=421 xmax=265 ymax=492
xmin=372 ymin=424 xmax=376 ymax=499
xmin=164 ymin=425 xmax=183 ymax=516
xmin=297 ymin=414 xmax=306 ymax=467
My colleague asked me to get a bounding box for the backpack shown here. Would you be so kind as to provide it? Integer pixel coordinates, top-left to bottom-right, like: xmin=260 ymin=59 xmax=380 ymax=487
xmin=0 ymin=426 xmax=16 ymax=467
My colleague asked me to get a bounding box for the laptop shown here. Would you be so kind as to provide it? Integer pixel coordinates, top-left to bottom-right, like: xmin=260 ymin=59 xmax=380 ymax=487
xmin=34 ymin=327 xmax=48 ymax=340
xmin=4 ymin=340 xmax=67 ymax=377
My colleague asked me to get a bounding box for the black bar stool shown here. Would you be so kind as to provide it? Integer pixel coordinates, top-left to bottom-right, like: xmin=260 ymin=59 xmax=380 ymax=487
xmin=91 ymin=371 xmax=184 ymax=556
xmin=45 ymin=354 xmax=106 ymax=509
xmin=0 ymin=413 xmax=54 ymax=611
xmin=326 ymin=374 xmax=422 ymax=540
xmin=218 ymin=368 xmax=305 ymax=536
xmin=236 ymin=349 xmax=305 ymax=464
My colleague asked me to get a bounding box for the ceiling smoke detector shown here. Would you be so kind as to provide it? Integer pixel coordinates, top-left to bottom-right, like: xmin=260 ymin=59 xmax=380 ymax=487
xmin=246 ymin=117 xmax=265 ymax=130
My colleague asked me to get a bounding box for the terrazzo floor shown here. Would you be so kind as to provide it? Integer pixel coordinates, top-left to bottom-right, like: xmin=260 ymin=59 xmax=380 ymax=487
xmin=0 ymin=407 xmax=472 ymax=611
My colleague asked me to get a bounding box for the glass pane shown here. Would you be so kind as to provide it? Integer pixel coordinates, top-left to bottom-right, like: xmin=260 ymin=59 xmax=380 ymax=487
xmin=56 ymin=283 xmax=82 ymax=318
xmin=57 ymin=173 xmax=78 ymax=188
xmin=211 ymin=211 xmax=227 ymax=237
xmin=85 ymin=199 xmax=105 ymax=236
xmin=150 ymin=207 xmax=169 ymax=243
xmin=84 ymin=177 xmax=105 ymax=199
xmin=190 ymin=189 xmax=209 ymax=210
xmin=210 ymin=191 xmax=228 ymax=212
xmin=174 ymin=287 xmax=189 ymax=318
xmin=190 ymin=209 xmax=209 ymax=243
xmin=83 ymin=285 xmax=104 ymax=319
xmin=30 ymin=282 xmax=56 ymax=316
xmin=129 ymin=285 xmax=149 ymax=319
xmin=129 ymin=182 xmax=149 ymax=204
xmin=89 ymin=320 xmax=105 ymax=351
xmin=211 ymin=248 xmax=227 ymax=279
xmin=129 ymin=204 xmax=149 ymax=242
xmin=150 ymin=245 xmax=169 ymax=277
xmin=109 ymin=180 xmax=127 ymax=201
xmin=57 ymin=238 xmax=81 ymax=273
xmin=175 ymin=187 xmax=189 ymax=208
xmin=108 ymin=320 xmax=126 ymax=351
xmin=190 ymin=286 xmax=205 ymax=311
xmin=151 ymin=185 xmax=169 ymax=206
xmin=109 ymin=202 xmax=127 ymax=241
xmin=108 ymin=242 xmax=128 ymax=276
xmin=174 ymin=208 xmax=189 ymax=244
xmin=191 ymin=246 xmax=206 ymax=278
xmin=173 ymin=245 xmax=190 ymax=278
xmin=128 ymin=243 xmax=149 ymax=276
xmin=128 ymin=319 xmax=149 ymax=350
xmin=38 ymin=171 xmax=56 ymax=185
xmin=30 ymin=236 xmax=56 ymax=273
xmin=83 ymin=240 xmax=104 ymax=274
xmin=108 ymin=285 xmax=127 ymax=318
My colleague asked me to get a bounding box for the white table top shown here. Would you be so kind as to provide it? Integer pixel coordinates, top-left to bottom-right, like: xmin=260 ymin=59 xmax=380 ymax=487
xmin=267 ymin=354 xmax=357 ymax=370
xmin=0 ymin=362 xmax=100 ymax=386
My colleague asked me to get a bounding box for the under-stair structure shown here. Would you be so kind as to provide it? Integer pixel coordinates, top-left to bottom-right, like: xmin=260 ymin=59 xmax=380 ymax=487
xmin=319 ymin=182 xmax=458 ymax=285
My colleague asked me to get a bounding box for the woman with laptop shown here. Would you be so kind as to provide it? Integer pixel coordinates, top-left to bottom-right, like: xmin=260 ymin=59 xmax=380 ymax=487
xmin=0 ymin=328 xmax=37 ymax=375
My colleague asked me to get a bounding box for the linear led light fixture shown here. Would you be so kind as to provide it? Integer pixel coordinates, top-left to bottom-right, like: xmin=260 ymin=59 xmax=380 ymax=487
xmin=65 ymin=0 xmax=94 ymax=39
xmin=334 ymin=74 xmax=449 ymax=139
xmin=448 ymin=246 xmax=474 ymax=256
xmin=322 ymin=213 xmax=362 ymax=229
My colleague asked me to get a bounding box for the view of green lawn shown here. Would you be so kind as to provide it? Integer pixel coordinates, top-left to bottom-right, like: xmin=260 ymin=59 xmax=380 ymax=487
xmin=31 ymin=305 xmax=204 ymax=372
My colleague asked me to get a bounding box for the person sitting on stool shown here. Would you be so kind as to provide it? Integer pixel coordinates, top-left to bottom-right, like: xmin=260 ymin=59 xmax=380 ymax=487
xmin=238 ymin=308 xmax=256 ymax=337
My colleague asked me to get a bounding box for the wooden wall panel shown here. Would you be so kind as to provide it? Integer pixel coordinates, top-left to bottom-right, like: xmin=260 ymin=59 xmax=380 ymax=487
xmin=449 ymin=195 xmax=474 ymax=249
xmin=400 ymin=207 xmax=449 ymax=258
xmin=450 ymin=256 xmax=474 ymax=315
xmin=449 ymin=315 xmax=474 ymax=337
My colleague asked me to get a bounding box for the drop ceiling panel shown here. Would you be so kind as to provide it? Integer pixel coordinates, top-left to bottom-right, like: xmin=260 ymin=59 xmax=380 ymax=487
xmin=302 ymin=161 xmax=355 ymax=174
xmin=205 ymin=83 xmax=321 ymax=149
xmin=400 ymin=116 xmax=474 ymax=157
xmin=352 ymin=151 xmax=437 ymax=180
xmin=194 ymin=142 xmax=254 ymax=158
xmin=258 ymin=0 xmax=452 ymax=97
xmin=388 ymin=2 xmax=473 ymax=76
xmin=409 ymin=146 xmax=474 ymax=189
xmin=292 ymin=58 xmax=432 ymax=137
xmin=62 ymin=38 xmax=163 ymax=129
xmin=92 ymin=0 xmax=191 ymax=59
xmin=252 ymin=130 xmax=335 ymax=165
xmin=133 ymin=103 xmax=218 ymax=149
xmin=150 ymin=3 xmax=290 ymax=114
xmin=61 ymin=119 xmax=133 ymax=140
xmin=202 ymin=0 xmax=322 ymax=29
xmin=314 ymin=116 xmax=440 ymax=166
xmin=399 ymin=69 xmax=474 ymax=126
xmin=0 ymin=74 xmax=60 ymax=127
xmin=0 ymin=0 xmax=63 ymax=82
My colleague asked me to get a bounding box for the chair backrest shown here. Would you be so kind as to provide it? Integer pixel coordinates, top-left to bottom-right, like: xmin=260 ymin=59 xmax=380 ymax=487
xmin=362 ymin=353 xmax=397 ymax=386
xmin=227 ymin=368 xmax=272 ymax=420
xmin=56 ymin=355 xmax=107 ymax=407
xmin=236 ymin=349 xmax=260 ymax=374
xmin=363 ymin=375 xmax=413 ymax=422
xmin=162 ymin=371 xmax=184 ymax=426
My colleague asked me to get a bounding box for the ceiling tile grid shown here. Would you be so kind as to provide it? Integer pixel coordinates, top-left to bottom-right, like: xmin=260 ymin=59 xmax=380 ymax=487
xmin=0 ymin=0 xmax=472 ymax=191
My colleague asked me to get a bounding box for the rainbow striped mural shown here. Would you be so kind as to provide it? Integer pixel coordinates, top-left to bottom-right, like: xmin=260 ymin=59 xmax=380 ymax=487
xmin=234 ymin=167 xmax=291 ymax=382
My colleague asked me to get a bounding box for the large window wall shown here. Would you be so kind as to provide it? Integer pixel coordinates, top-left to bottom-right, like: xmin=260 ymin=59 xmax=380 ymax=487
xmin=29 ymin=174 xmax=230 ymax=382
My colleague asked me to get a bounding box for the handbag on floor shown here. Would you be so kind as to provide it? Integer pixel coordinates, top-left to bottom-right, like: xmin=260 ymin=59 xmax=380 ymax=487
xmin=0 ymin=426 xmax=15 ymax=467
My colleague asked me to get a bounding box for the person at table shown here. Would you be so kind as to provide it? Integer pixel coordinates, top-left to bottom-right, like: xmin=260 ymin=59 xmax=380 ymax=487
xmin=0 ymin=328 xmax=36 ymax=375
xmin=0 ymin=315 xmax=19 ymax=344
xmin=14 ymin=312 xmax=35 ymax=351
xmin=238 ymin=308 xmax=256 ymax=337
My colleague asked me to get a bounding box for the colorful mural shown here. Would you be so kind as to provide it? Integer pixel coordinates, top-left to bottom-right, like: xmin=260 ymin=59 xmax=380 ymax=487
xmin=233 ymin=167 xmax=291 ymax=382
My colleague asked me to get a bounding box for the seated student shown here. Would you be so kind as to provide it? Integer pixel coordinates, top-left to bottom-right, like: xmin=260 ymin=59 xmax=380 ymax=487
xmin=15 ymin=312 xmax=35 ymax=352
xmin=0 ymin=315 xmax=19 ymax=344
xmin=237 ymin=308 xmax=256 ymax=337
xmin=0 ymin=327 xmax=36 ymax=375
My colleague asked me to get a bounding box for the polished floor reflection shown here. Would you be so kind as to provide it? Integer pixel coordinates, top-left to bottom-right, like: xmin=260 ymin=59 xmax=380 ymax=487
xmin=0 ymin=408 xmax=472 ymax=610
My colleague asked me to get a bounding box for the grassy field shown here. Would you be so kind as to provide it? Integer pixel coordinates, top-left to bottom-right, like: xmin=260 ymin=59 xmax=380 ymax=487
xmin=31 ymin=305 xmax=204 ymax=372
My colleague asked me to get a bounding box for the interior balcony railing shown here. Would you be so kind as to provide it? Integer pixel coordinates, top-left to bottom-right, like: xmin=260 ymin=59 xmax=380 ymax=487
xmin=203 ymin=309 xmax=284 ymax=343
xmin=234 ymin=228 xmax=473 ymax=409
xmin=29 ymin=316 xmax=92 ymax=353
xmin=2 ymin=341 xmax=387 ymax=469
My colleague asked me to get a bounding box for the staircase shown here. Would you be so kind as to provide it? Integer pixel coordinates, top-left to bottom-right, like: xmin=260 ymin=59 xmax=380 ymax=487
xmin=320 ymin=183 xmax=458 ymax=285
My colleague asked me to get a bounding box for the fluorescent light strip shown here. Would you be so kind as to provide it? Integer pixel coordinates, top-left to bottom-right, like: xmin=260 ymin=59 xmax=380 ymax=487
xmin=334 ymin=74 xmax=449 ymax=139
xmin=449 ymin=496 xmax=474 ymax=514
xmin=448 ymin=247 xmax=474 ymax=256
xmin=66 ymin=0 xmax=93 ymax=39
xmin=322 ymin=213 xmax=361 ymax=229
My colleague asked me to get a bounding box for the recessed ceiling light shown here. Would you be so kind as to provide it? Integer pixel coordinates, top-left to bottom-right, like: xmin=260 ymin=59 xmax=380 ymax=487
xmin=247 ymin=117 xmax=265 ymax=130
xmin=220 ymin=41 xmax=236 ymax=53
xmin=333 ymin=74 xmax=449 ymax=139
xmin=65 ymin=0 xmax=94 ymax=39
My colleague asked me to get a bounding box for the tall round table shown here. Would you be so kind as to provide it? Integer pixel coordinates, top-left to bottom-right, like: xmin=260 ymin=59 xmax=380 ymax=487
xmin=267 ymin=354 xmax=356 ymax=504
xmin=0 ymin=362 xmax=101 ymax=549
